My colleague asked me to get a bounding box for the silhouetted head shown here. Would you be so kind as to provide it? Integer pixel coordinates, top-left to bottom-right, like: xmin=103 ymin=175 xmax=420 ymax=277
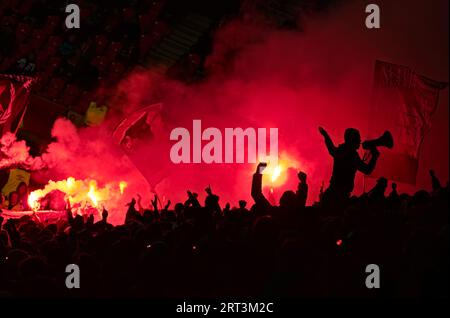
xmin=376 ymin=177 xmax=388 ymax=189
xmin=174 ymin=203 xmax=184 ymax=214
xmin=298 ymin=171 xmax=307 ymax=183
xmin=205 ymin=194 xmax=219 ymax=207
xmin=279 ymin=190 xmax=296 ymax=208
xmin=344 ymin=128 xmax=361 ymax=150
xmin=8 ymin=191 xmax=19 ymax=207
xmin=238 ymin=200 xmax=247 ymax=209
xmin=17 ymin=182 xmax=28 ymax=197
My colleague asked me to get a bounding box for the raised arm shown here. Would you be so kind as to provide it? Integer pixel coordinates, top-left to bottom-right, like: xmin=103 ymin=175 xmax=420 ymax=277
xmin=357 ymin=147 xmax=379 ymax=175
xmin=318 ymin=126 xmax=337 ymax=157
xmin=251 ymin=163 xmax=272 ymax=209
xmin=185 ymin=191 xmax=201 ymax=208
xmin=296 ymin=171 xmax=308 ymax=207
xmin=151 ymin=194 xmax=159 ymax=213
xmin=137 ymin=193 xmax=144 ymax=214
xmin=66 ymin=199 xmax=74 ymax=224
xmin=429 ymin=169 xmax=442 ymax=192
xmin=125 ymin=197 xmax=144 ymax=223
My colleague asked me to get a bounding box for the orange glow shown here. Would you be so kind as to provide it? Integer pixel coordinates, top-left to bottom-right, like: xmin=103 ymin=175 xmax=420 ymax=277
xmin=27 ymin=177 xmax=127 ymax=214
xmin=28 ymin=192 xmax=40 ymax=211
xmin=271 ymin=165 xmax=281 ymax=182
xmin=260 ymin=153 xmax=300 ymax=188
xmin=66 ymin=177 xmax=75 ymax=189
xmin=87 ymin=182 xmax=99 ymax=207
xmin=119 ymin=181 xmax=127 ymax=195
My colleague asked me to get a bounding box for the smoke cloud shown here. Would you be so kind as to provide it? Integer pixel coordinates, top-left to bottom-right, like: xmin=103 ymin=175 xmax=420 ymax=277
xmin=3 ymin=0 xmax=447 ymax=220
xmin=113 ymin=0 xmax=448 ymax=206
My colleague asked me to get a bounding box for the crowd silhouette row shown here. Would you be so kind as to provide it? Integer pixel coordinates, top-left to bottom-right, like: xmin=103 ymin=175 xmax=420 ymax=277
xmin=0 ymin=128 xmax=448 ymax=298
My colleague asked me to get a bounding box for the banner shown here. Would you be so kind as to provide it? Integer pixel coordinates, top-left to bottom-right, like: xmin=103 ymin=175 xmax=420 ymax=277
xmin=1 ymin=168 xmax=30 ymax=196
xmin=366 ymin=60 xmax=447 ymax=184
xmin=112 ymin=103 xmax=169 ymax=189
xmin=0 ymin=73 xmax=35 ymax=136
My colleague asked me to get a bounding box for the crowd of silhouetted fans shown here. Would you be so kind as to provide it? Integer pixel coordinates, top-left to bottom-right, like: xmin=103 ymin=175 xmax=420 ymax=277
xmin=0 ymin=168 xmax=448 ymax=299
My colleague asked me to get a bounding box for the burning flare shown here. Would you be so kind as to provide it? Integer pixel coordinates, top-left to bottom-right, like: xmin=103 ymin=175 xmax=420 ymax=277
xmin=87 ymin=182 xmax=99 ymax=207
xmin=28 ymin=177 xmax=128 ymax=213
xmin=119 ymin=181 xmax=127 ymax=195
xmin=271 ymin=165 xmax=282 ymax=182
xmin=27 ymin=192 xmax=40 ymax=211
xmin=261 ymin=152 xmax=300 ymax=188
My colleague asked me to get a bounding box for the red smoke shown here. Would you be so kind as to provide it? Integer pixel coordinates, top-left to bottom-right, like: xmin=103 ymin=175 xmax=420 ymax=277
xmin=114 ymin=0 xmax=448 ymax=207
xmin=7 ymin=0 xmax=447 ymax=222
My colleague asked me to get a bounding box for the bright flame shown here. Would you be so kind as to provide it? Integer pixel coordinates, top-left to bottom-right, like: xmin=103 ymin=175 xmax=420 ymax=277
xmin=87 ymin=182 xmax=99 ymax=207
xmin=271 ymin=165 xmax=282 ymax=182
xmin=119 ymin=181 xmax=127 ymax=195
xmin=66 ymin=177 xmax=75 ymax=190
xmin=28 ymin=192 xmax=40 ymax=211
xmin=27 ymin=177 xmax=127 ymax=215
xmin=258 ymin=152 xmax=301 ymax=189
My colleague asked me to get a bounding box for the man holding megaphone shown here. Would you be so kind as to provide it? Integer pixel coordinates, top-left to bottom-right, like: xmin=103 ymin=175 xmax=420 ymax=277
xmin=318 ymin=126 xmax=393 ymax=211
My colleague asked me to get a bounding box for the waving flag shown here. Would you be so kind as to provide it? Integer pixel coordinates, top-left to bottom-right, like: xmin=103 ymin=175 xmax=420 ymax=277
xmin=0 ymin=74 xmax=35 ymax=136
xmin=366 ymin=60 xmax=447 ymax=184
xmin=113 ymin=103 xmax=169 ymax=190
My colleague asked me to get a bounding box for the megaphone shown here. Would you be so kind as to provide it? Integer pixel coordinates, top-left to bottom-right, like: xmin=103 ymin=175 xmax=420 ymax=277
xmin=362 ymin=131 xmax=394 ymax=150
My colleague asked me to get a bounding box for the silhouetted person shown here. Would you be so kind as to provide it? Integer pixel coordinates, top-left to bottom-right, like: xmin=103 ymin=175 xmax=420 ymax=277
xmin=368 ymin=177 xmax=388 ymax=201
xmin=429 ymin=169 xmax=442 ymax=192
xmin=125 ymin=198 xmax=145 ymax=224
xmin=387 ymin=182 xmax=401 ymax=208
xmin=223 ymin=202 xmax=231 ymax=217
xmin=297 ymin=171 xmax=308 ymax=207
xmin=251 ymin=163 xmax=271 ymax=211
xmin=204 ymin=185 xmax=221 ymax=215
xmin=251 ymin=163 xmax=309 ymax=210
xmin=388 ymin=182 xmax=399 ymax=200
xmin=184 ymin=191 xmax=200 ymax=208
xmin=237 ymin=200 xmax=250 ymax=218
xmin=93 ymin=207 xmax=113 ymax=231
xmin=319 ymin=127 xmax=379 ymax=209
xmin=318 ymin=180 xmax=325 ymax=203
